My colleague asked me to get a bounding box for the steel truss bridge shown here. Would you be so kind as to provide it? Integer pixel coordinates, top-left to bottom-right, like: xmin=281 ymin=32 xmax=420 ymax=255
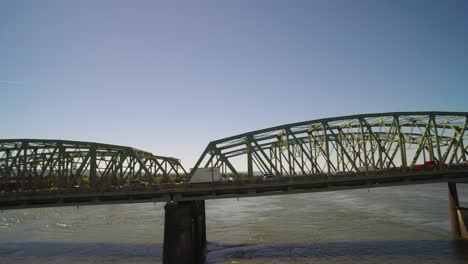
xmin=0 ymin=111 xmax=468 ymax=209
xmin=0 ymin=139 xmax=186 ymax=192
xmin=2 ymin=111 xmax=468 ymax=264
xmin=192 ymin=111 xmax=468 ymax=177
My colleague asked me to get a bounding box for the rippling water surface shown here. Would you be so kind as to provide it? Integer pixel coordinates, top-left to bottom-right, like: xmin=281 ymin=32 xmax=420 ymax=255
xmin=1 ymin=183 xmax=468 ymax=263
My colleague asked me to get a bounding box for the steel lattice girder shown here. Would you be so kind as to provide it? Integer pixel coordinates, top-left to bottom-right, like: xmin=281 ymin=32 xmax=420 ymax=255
xmin=191 ymin=111 xmax=468 ymax=178
xmin=0 ymin=139 xmax=187 ymax=192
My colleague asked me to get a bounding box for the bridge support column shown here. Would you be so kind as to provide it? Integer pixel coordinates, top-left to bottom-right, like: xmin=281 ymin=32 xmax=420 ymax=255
xmin=448 ymin=183 xmax=468 ymax=240
xmin=163 ymin=200 xmax=206 ymax=264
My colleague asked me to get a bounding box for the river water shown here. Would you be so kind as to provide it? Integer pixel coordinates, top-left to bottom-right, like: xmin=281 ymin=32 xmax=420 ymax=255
xmin=1 ymin=183 xmax=468 ymax=263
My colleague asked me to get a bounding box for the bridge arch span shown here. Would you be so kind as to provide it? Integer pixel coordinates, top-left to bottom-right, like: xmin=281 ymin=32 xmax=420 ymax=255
xmin=0 ymin=139 xmax=186 ymax=192
xmin=191 ymin=111 xmax=468 ymax=178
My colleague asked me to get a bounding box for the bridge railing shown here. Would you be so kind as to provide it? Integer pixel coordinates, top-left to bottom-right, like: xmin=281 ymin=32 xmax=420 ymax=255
xmin=2 ymin=164 xmax=468 ymax=199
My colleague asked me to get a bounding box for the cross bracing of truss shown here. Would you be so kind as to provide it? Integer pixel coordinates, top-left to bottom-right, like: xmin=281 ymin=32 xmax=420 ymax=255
xmin=191 ymin=112 xmax=468 ymax=178
xmin=0 ymin=139 xmax=186 ymax=192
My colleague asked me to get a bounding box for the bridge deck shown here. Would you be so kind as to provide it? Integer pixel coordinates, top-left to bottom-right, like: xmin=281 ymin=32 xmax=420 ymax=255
xmin=1 ymin=169 xmax=468 ymax=210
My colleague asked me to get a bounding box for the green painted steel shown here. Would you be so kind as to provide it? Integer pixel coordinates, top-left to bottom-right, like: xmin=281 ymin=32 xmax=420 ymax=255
xmin=1 ymin=111 xmax=468 ymax=197
xmin=191 ymin=111 xmax=468 ymax=179
xmin=0 ymin=139 xmax=187 ymax=192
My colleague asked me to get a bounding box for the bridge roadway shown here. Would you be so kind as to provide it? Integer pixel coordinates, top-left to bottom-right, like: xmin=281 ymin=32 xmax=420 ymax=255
xmin=1 ymin=168 xmax=467 ymax=210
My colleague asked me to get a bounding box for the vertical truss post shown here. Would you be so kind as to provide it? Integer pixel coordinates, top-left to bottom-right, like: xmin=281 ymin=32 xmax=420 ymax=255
xmin=56 ymin=143 xmax=63 ymax=189
xmin=21 ymin=142 xmax=28 ymax=191
xmin=431 ymin=115 xmax=443 ymax=168
xmin=270 ymin=146 xmax=274 ymax=173
xmin=279 ymin=143 xmax=283 ymax=175
xmin=90 ymin=146 xmax=97 ymax=191
xmin=395 ymin=115 xmax=407 ymax=170
xmin=359 ymin=119 xmax=369 ymax=173
xmin=336 ymin=140 xmax=341 ymax=172
xmin=65 ymin=152 xmax=70 ymax=190
xmin=369 ymin=133 xmax=376 ymax=168
xmin=301 ymin=144 xmax=305 ymax=172
xmin=4 ymin=149 xmax=9 ymax=192
xmin=286 ymin=133 xmax=294 ymax=175
xmin=32 ymin=147 xmax=38 ymax=191
xmin=322 ymin=122 xmax=332 ymax=174
xmin=246 ymin=137 xmax=253 ymax=177
xmin=424 ymin=117 xmax=435 ymax=162
xmin=308 ymin=135 xmax=316 ymax=174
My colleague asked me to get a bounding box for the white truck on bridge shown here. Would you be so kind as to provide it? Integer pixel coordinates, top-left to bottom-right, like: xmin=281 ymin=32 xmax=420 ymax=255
xmin=190 ymin=167 xmax=222 ymax=183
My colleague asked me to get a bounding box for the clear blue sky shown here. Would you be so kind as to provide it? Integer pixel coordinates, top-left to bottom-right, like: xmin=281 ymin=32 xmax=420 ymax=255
xmin=2 ymin=0 xmax=467 ymax=168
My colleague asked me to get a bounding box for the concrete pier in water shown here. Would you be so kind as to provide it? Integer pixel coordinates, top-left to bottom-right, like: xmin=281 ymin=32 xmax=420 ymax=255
xmin=163 ymin=200 xmax=206 ymax=264
xmin=448 ymin=183 xmax=468 ymax=240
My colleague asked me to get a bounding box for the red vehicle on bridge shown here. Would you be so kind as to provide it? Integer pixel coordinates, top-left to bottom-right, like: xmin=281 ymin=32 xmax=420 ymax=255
xmin=412 ymin=161 xmax=444 ymax=169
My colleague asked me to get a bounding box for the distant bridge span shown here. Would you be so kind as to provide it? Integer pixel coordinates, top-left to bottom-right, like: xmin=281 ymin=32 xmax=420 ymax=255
xmin=0 ymin=139 xmax=186 ymax=193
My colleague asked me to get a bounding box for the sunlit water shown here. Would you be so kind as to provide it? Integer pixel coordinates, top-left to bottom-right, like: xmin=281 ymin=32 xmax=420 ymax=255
xmin=1 ymin=183 xmax=468 ymax=263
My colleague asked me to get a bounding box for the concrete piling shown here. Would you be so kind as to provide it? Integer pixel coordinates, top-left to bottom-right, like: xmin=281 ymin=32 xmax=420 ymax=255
xmin=163 ymin=200 xmax=206 ymax=264
xmin=448 ymin=183 xmax=468 ymax=240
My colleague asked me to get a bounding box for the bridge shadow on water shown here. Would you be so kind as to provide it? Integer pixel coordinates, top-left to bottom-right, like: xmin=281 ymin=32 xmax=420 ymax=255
xmin=0 ymin=240 xmax=468 ymax=263
xmin=207 ymin=240 xmax=468 ymax=263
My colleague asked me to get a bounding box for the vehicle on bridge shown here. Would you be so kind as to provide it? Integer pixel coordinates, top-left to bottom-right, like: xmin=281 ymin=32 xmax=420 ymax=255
xmin=221 ymin=174 xmax=235 ymax=183
xmin=412 ymin=161 xmax=445 ymax=170
xmin=130 ymin=180 xmax=150 ymax=187
xmin=0 ymin=177 xmax=18 ymax=192
xmin=190 ymin=167 xmax=222 ymax=183
xmin=263 ymin=173 xmax=276 ymax=181
xmin=357 ymin=166 xmax=377 ymax=172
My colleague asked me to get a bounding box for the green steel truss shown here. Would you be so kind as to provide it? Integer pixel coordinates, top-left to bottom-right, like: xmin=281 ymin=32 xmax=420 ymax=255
xmin=0 ymin=139 xmax=186 ymax=192
xmin=191 ymin=112 xmax=468 ymax=178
